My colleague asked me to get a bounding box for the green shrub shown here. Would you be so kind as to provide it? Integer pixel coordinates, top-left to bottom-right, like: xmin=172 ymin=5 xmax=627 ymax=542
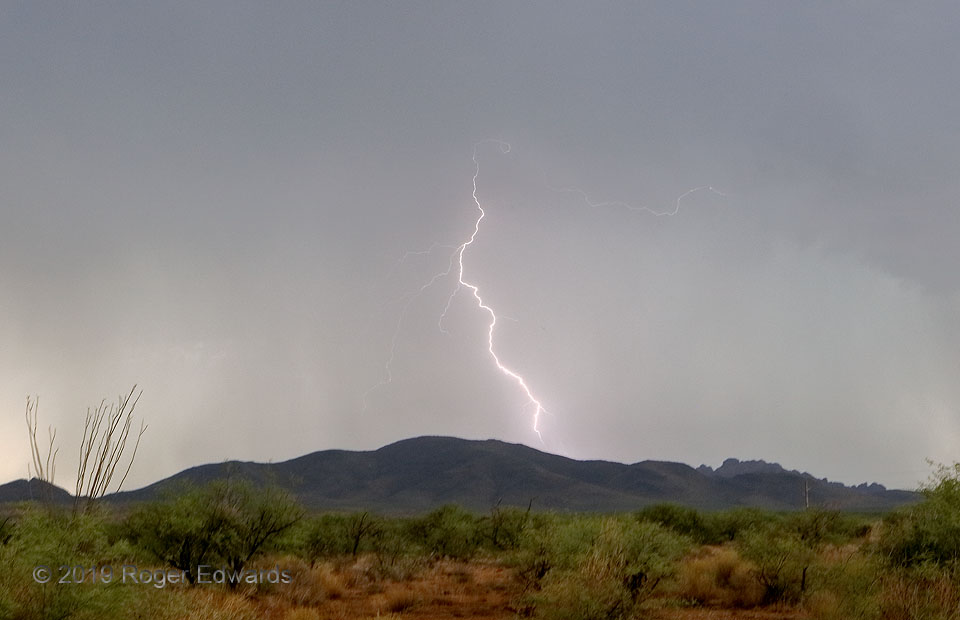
xmin=126 ymin=480 xmax=303 ymax=585
xmin=637 ymin=505 xmax=795 ymax=546
xmin=369 ymin=519 xmax=424 ymax=581
xmin=704 ymin=508 xmax=781 ymax=543
xmin=510 ymin=514 xmax=601 ymax=599
xmin=804 ymin=551 xmax=881 ymax=620
xmin=478 ymin=501 xmax=532 ymax=551
xmin=404 ymin=505 xmax=479 ymax=560
xmin=299 ymin=514 xmax=355 ymax=565
xmin=785 ymin=509 xmax=870 ymax=547
xmin=737 ymin=528 xmax=816 ymax=605
xmin=879 ymin=463 xmax=960 ymax=571
xmin=636 ymin=503 xmax=711 ymax=544
xmin=0 ymin=507 xmax=148 ymax=620
xmin=126 ymin=487 xmax=221 ymax=584
xmin=528 ymin=517 xmax=689 ymax=620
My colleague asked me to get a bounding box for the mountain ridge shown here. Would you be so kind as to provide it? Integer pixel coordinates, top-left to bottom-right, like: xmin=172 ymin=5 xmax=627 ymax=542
xmin=0 ymin=436 xmax=919 ymax=513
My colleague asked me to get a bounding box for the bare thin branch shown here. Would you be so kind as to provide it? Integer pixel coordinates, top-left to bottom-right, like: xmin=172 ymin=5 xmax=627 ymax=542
xmin=74 ymin=385 xmax=145 ymax=513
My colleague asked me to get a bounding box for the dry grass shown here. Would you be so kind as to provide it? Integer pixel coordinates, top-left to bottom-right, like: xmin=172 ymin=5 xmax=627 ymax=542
xmin=803 ymin=590 xmax=841 ymax=619
xmin=816 ymin=543 xmax=858 ymax=564
xmin=284 ymin=608 xmax=321 ymax=620
xmin=652 ymin=610 xmax=810 ymax=620
xmin=178 ymin=588 xmax=261 ymax=620
xmin=879 ymin=572 xmax=960 ymax=620
xmin=248 ymin=557 xmax=347 ymax=607
xmin=225 ymin=555 xmax=519 ymax=620
xmin=148 ymin=551 xmax=825 ymax=620
xmin=384 ymin=589 xmax=420 ymax=613
xmin=673 ymin=546 xmax=764 ymax=608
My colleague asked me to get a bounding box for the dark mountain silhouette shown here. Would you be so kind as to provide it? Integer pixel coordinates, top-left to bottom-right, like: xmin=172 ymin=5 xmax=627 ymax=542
xmin=0 ymin=479 xmax=73 ymax=505
xmin=0 ymin=437 xmax=919 ymax=513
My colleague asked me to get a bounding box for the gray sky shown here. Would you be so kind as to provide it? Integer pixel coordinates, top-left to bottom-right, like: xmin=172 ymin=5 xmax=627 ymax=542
xmin=3 ymin=2 xmax=959 ymax=491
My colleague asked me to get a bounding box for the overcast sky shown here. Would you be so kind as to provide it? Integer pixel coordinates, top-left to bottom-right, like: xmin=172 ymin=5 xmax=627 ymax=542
xmin=3 ymin=2 xmax=959 ymax=491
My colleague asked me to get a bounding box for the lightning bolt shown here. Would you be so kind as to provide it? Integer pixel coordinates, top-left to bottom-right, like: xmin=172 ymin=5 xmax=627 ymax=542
xmin=440 ymin=139 xmax=548 ymax=441
xmin=365 ymin=140 xmax=726 ymax=443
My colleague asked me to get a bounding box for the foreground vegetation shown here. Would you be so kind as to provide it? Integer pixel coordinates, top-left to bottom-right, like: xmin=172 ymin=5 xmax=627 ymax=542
xmin=2 ymin=467 xmax=960 ymax=620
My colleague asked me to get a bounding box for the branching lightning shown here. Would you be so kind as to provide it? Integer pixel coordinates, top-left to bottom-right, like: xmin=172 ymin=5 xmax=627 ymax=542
xmin=362 ymin=244 xmax=459 ymax=411
xmin=365 ymin=140 xmax=725 ymax=442
xmin=440 ymin=139 xmax=548 ymax=440
xmin=545 ymin=180 xmax=728 ymax=217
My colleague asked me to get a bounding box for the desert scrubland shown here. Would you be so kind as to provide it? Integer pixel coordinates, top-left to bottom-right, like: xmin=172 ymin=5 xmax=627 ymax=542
xmin=3 ymin=466 xmax=960 ymax=620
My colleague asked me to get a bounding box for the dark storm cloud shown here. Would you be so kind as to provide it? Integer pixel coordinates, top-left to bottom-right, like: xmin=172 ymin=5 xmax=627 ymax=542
xmin=2 ymin=2 xmax=958 ymax=490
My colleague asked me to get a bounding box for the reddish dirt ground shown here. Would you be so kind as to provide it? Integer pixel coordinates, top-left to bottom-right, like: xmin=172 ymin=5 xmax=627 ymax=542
xmin=234 ymin=557 xmax=811 ymax=620
xmin=651 ymin=609 xmax=810 ymax=620
xmin=245 ymin=558 xmax=520 ymax=620
xmin=320 ymin=560 xmax=516 ymax=620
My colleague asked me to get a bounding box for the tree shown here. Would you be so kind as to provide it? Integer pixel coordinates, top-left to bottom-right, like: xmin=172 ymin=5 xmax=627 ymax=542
xmin=213 ymin=481 xmax=304 ymax=583
xmin=346 ymin=511 xmax=380 ymax=557
xmin=127 ymin=487 xmax=226 ymax=584
xmin=130 ymin=480 xmax=303 ymax=586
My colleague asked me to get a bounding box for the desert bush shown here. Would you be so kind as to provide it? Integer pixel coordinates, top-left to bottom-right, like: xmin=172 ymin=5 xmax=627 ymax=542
xmin=125 ymin=487 xmax=224 ymax=584
xmin=529 ymin=517 xmax=690 ymax=620
xmin=876 ymin=563 xmax=960 ymax=620
xmin=803 ymin=550 xmax=880 ymax=620
xmin=879 ymin=463 xmax=960 ymax=573
xmin=404 ymin=505 xmax=480 ymax=560
xmin=295 ymin=511 xmax=388 ymax=563
xmin=732 ymin=510 xmax=871 ymax=608
xmin=300 ymin=514 xmax=355 ymax=565
xmin=512 ymin=526 xmax=555 ymax=599
xmin=369 ymin=520 xmax=424 ymax=581
xmin=704 ymin=507 xmax=781 ymax=543
xmin=0 ymin=507 xmax=152 ymax=620
xmin=213 ymin=482 xmax=303 ymax=580
xmin=345 ymin=512 xmax=383 ymax=557
xmin=511 ymin=515 xmax=601 ymax=594
xmin=737 ymin=527 xmax=816 ymax=605
xmin=673 ymin=546 xmax=763 ymax=608
xmin=127 ymin=479 xmax=303 ymax=585
xmin=638 ymin=505 xmax=788 ymax=546
xmin=257 ymin=556 xmax=343 ymax=606
xmin=477 ymin=500 xmax=532 ymax=551
xmin=636 ymin=503 xmax=712 ymax=543
xmin=785 ymin=509 xmax=871 ymax=547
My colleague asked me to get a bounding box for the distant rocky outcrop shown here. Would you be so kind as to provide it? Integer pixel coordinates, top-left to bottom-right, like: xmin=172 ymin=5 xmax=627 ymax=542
xmin=698 ymin=457 xmax=806 ymax=479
